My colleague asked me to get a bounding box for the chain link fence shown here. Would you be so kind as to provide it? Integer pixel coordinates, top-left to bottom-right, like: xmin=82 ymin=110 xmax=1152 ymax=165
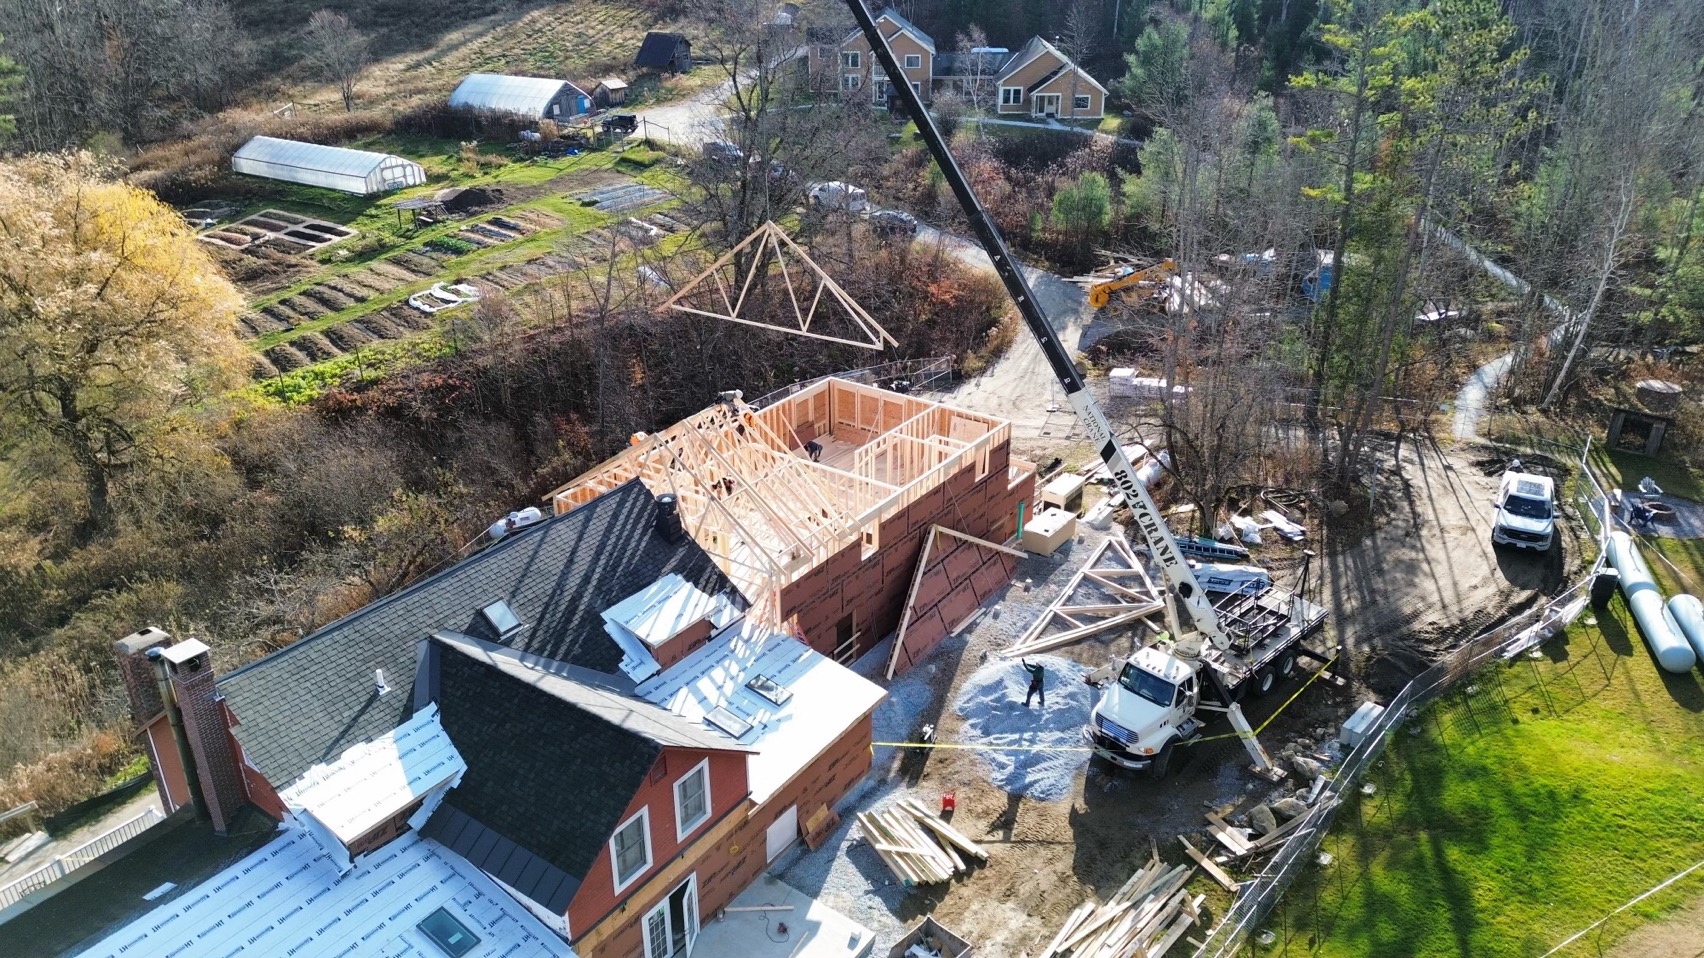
xmin=1190 ymin=439 xmax=1612 ymax=957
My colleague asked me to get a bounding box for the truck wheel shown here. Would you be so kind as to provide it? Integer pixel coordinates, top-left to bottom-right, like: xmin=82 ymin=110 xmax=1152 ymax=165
xmin=1278 ymin=652 xmax=1298 ymax=679
xmin=1149 ymin=740 xmax=1175 ymax=778
xmin=1254 ymin=668 xmax=1277 ymax=696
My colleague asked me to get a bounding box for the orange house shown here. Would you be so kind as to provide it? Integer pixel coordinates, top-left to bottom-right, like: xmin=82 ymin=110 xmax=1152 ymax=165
xmin=994 ymin=36 xmax=1107 ymax=120
xmin=810 ymin=7 xmax=934 ymax=105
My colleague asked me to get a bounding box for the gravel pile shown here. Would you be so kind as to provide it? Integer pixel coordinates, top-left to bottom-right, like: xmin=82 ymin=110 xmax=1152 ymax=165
xmin=951 ymin=655 xmax=1093 ymax=802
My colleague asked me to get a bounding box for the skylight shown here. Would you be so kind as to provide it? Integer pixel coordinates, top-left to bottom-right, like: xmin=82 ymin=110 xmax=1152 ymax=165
xmin=481 ymin=600 xmax=523 ymax=635
xmin=705 ymin=705 xmax=753 ymax=739
xmin=418 ymin=906 xmax=480 ymax=957
xmin=746 ymin=674 xmax=793 ymax=706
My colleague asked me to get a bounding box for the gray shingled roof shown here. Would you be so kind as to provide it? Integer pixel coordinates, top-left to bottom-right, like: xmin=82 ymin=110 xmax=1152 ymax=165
xmin=217 ymin=479 xmax=741 ymax=787
xmin=426 ymin=635 xmax=746 ymax=886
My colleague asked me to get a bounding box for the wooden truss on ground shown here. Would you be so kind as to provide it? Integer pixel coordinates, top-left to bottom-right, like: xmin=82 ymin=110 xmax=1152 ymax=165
xmin=657 ymin=220 xmax=898 ymax=350
xmin=1001 ymin=536 xmax=1165 ymax=657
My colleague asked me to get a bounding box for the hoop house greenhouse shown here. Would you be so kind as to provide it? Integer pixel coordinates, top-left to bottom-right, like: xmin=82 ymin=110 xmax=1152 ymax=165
xmin=231 ymin=136 xmax=427 ymax=195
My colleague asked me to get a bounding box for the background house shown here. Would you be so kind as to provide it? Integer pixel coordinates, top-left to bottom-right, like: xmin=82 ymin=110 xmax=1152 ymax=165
xmin=994 ymin=37 xmax=1107 ymax=119
xmin=636 ymin=31 xmax=693 ymax=73
xmin=448 ymin=73 xmax=592 ymax=120
xmin=809 ymin=7 xmax=934 ymax=106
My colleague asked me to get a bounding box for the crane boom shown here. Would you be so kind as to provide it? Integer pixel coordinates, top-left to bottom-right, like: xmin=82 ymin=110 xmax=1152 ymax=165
xmin=842 ymin=1 xmax=1229 ymax=656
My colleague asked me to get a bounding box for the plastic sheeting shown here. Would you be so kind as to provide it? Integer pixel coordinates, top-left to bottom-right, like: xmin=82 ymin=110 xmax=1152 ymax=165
xmin=1608 ymin=531 xmax=1697 ymax=673
xmin=231 ymin=136 xmax=426 ymax=195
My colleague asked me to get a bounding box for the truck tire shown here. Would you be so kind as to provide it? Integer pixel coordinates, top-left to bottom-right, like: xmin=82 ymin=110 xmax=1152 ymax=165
xmin=1278 ymin=651 xmax=1298 ymax=679
xmin=1254 ymin=667 xmax=1277 ymax=696
xmin=1149 ymin=740 xmax=1175 ymax=778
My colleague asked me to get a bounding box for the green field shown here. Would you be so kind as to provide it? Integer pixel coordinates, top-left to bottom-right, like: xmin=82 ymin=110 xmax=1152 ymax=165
xmin=1279 ymin=585 xmax=1704 ymax=956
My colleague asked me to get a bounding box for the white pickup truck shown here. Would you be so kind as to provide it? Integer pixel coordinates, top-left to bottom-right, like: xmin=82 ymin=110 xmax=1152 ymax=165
xmin=1490 ymin=466 xmax=1556 ymax=551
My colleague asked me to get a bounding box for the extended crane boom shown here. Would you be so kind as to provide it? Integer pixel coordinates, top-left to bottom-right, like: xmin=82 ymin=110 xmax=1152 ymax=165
xmin=842 ymin=1 xmax=1228 ymax=658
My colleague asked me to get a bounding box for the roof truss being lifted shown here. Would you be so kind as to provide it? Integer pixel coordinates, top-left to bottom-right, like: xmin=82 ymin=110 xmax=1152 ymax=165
xmin=658 ymin=220 xmax=898 ymax=350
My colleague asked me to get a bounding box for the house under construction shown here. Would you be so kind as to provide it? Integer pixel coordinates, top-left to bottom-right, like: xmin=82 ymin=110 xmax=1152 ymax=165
xmin=551 ymin=377 xmax=1036 ymax=664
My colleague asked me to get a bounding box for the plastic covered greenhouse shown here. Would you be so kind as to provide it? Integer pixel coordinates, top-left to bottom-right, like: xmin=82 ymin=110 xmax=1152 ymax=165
xmin=448 ymin=73 xmax=589 ymax=119
xmin=231 ymin=136 xmax=427 ymax=195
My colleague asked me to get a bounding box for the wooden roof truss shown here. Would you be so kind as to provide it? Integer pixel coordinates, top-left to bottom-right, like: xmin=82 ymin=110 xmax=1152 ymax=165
xmin=658 ymin=221 xmax=899 ymax=350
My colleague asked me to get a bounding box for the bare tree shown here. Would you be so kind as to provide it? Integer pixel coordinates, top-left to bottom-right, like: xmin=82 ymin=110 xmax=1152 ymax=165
xmin=303 ymin=9 xmax=368 ymax=112
xmin=953 ymin=25 xmax=993 ymax=119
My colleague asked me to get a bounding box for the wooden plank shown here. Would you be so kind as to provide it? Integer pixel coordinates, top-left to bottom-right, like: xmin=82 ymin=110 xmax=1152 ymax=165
xmin=1038 ymin=902 xmax=1095 ymax=958
xmin=935 ymin=525 xmax=1026 ymax=558
xmin=888 ymin=528 xmax=941 ymax=679
xmin=1179 ymin=837 xmax=1238 ymax=892
xmin=898 ymin=799 xmax=989 ymax=860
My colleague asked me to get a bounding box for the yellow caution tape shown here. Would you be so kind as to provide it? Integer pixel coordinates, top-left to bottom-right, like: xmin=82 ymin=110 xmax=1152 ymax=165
xmin=1184 ymin=650 xmax=1342 ymax=746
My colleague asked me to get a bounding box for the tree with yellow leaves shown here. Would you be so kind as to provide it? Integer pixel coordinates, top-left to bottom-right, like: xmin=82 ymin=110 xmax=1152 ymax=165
xmin=0 ymin=153 xmax=244 ymax=538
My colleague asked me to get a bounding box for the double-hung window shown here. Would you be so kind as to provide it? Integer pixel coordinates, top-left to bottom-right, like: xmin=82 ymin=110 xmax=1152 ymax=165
xmin=674 ymin=759 xmax=711 ymax=840
xmin=610 ymin=808 xmax=652 ymax=893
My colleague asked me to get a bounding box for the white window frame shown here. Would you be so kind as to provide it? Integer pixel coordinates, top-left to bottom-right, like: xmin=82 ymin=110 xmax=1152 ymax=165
xmin=1073 ymin=94 xmax=1093 ymax=111
xmin=609 ymin=807 xmax=653 ymax=895
xmin=910 ymin=81 xmax=922 ymax=96
xmin=841 ymin=50 xmax=861 ymax=70
xmin=641 ymin=874 xmax=700 ymax=958
xmin=1033 ymin=93 xmax=1062 ymax=116
xmin=1000 ymin=86 xmax=1023 ymax=107
xmin=673 ymin=758 xmax=712 ymax=841
xmin=903 ymin=53 xmax=922 ymax=70
xmin=842 ymin=73 xmax=861 ymax=91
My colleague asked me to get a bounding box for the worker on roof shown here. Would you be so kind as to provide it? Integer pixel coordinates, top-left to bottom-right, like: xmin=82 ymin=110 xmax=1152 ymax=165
xmin=804 ymin=439 xmax=823 ymax=462
xmin=1020 ymin=659 xmax=1046 ymax=709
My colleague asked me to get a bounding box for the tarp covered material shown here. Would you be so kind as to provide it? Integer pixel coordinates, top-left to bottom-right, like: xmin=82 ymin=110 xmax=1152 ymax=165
xmin=231 ymin=135 xmax=425 ymax=195
xmin=448 ymin=73 xmax=589 ymax=118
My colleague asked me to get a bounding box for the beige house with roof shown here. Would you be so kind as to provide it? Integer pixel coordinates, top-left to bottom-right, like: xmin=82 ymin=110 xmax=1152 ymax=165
xmin=809 ymin=7 xmax=935 ymax=105
xmin=994 ymin=36 xmax=1106 ymax=119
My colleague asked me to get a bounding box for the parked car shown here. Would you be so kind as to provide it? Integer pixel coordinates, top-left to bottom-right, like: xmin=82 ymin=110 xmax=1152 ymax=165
xmin=1490 ymin=463 xmax=1556 ymax=551
xmin=602 ymin=113 xmax=638 ymax=134
xmin=807 ymin=180 xmax=870 ymax=213
xmin=870 ymin=209 xmax=918 ymax=236
xmin=702 ymin=140 xmax=744 ymax=165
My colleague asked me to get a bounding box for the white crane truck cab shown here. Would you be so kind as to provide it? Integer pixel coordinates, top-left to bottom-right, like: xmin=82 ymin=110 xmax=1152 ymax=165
xmin=1084 ymin=644 xmax=1201 ymax=775
xmin=1491 ymin=468 xmax=1555 ymax=551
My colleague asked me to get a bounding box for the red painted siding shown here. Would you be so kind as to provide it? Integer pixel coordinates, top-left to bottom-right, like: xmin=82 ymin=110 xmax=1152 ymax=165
xmin=566 ymin=747 xmax=749 ymax=936
xmin=573 ymin=714 xmax=874 ymax=958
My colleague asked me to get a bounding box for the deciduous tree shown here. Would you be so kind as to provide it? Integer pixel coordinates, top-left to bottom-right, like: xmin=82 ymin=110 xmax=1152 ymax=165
xmin=0 ymin=153 xmax=243 ymax=538
xmin=303 ymin=8 xmax=368 ymax=113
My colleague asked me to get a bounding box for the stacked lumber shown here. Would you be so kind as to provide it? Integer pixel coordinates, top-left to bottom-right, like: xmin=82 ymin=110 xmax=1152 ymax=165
xmin=856 ymin=797 xmax=988 ymax=886
xmin=1036 ymin=852 xmax=1203 ymax=958
xmin=1202 ymin=797 xmax=1340 ymax=864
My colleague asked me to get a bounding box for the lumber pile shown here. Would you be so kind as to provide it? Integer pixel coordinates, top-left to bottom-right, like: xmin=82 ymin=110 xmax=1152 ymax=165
xmin=1202 ymin=796 xmax=1340 ymax=864
xmin=856 ymin=798 xmax=988 ymax=886
xmin=1036 ymin=852 xmax=1203 ymax=958
xmin=1001 ymin=538 xmax=1163 ymax=657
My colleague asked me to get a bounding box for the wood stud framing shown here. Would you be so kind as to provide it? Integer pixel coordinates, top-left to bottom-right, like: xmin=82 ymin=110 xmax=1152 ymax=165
xmin=1001 ymin=537 xmax=1165 ymax=657
xmin=547 ymin=378 xmax=1012 ymax=623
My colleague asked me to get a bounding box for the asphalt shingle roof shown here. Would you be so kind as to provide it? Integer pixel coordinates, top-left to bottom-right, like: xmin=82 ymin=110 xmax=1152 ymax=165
xmin=427 ymin=635 xmax=744 ymax=884
xmin=217 ymin=479 xmax=739 ymax=788
xmin=635 ymin=32 xmax=689 ymax=67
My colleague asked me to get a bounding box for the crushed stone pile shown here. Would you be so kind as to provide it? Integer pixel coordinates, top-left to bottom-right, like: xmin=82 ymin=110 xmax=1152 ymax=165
xmin=952 ymin=654 xmax=1093 ymax=802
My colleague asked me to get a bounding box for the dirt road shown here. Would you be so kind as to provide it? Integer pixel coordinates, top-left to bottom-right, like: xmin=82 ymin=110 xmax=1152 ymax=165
xmin=1321 ymin=435 xmax=1575 ymax=690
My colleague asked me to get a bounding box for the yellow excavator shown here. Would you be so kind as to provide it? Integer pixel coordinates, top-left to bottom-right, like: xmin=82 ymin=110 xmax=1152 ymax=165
xmin=1086 ymin=257 xmax=1178 ymax=309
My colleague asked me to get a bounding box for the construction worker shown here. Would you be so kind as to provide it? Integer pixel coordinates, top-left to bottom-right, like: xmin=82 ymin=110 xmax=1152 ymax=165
xmin=1021 ymin=659 xmax=1046 ymax=708
xmin=804 ymin=439 xmax=823 ymax=462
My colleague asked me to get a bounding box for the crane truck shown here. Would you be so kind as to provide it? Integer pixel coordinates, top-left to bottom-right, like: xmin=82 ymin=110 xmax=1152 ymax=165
xmin=845 ymin=0 xmax=1334 ymax=778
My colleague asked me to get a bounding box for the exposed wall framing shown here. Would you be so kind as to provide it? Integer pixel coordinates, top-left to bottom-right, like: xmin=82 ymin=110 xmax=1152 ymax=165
xmin=548 ymin=378 xmax=1014 ymax=624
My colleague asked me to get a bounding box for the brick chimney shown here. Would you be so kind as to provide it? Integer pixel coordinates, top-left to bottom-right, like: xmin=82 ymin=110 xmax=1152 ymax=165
xmin=154 ymin=639 xmax=247 ymax=834
xmin=114 ymin=627 xmax=173 ymax=727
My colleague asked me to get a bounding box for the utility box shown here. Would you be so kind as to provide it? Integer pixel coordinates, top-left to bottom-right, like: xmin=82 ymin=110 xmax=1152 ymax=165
xmin=1023 ymin=507 xmax=1077 ymax=556
xmin=1041 ymin=474 xmax=1087 ymax=515
xmin=889 ymin=917 xmax=973 ymax=958
xmin=1109 ymin=367 xmax=1138 ymax=398
xmin=1340 ymin=700 xmax=1386 ymax=747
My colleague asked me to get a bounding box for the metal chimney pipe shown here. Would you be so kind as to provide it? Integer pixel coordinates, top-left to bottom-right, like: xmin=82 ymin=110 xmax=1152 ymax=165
xmin=148 ymin=648 xmax=210 ymax=823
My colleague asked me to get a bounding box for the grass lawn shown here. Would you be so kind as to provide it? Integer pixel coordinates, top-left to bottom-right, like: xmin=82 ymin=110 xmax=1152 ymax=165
xmin=1281 ymin=601 xmax=1704 ymax=957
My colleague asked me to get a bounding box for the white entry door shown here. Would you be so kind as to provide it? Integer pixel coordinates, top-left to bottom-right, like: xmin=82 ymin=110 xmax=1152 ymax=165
xmin=766 ymin=805 xmax=799 ymax=862
xmin=643 ymin=874 xmax=701 ymax=958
